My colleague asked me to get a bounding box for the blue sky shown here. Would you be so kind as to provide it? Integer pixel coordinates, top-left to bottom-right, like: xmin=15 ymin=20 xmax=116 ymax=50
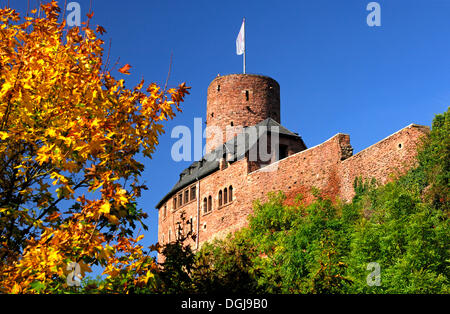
xmin=8 ymin=0 xmax=450 ymax=263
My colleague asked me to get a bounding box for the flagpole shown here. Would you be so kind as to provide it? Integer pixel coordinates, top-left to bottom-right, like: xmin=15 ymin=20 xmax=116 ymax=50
xmin=243 ymin=17 xmax=246 ymax=74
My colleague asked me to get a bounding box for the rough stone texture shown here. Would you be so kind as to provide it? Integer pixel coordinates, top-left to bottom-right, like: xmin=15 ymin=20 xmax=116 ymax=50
xmin=206 ymin=74 xmax=281 ymax=153
xmin=157 ymin=74 xmax=430 ymax=261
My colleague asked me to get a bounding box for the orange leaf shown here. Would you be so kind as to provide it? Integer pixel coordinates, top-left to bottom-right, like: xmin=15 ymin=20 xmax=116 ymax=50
xmin=96 ymin=25 xmax=106 ymax=35
xmin=118 ymin=64 xmax=132 ymax=75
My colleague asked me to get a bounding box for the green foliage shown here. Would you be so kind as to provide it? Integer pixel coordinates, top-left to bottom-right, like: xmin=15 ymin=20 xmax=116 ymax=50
xmin=81 ymin=109 xmax=449 ymax=294
xmin=173 ymin=109 xmax=449 ymax=294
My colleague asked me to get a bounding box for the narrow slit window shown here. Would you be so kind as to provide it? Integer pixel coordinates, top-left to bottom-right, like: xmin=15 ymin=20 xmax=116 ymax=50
xmin=184 ymin=189 xmax=189 ymax=203
xmin=208 ymin=195 xmax=212 ymax=212
xmin=190 ymin=186 xmax=196 ymax=200
xmin=224 ymin=188 xmax=228 ymax=204
xmin=245 ymin=90 xmax=249 ymax=101
xmin=229 ymin=185 xmax=233 ymax=202
xmin=218 ymin=190 xmax=223 ymax=207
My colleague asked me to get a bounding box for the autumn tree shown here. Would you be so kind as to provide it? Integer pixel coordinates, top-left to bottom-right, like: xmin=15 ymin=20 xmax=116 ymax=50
xmin=0 ymin=1 xmax=189 ymax=293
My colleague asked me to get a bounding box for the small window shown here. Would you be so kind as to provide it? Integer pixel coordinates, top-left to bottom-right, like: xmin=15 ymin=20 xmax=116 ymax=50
xmin=208 ymin=195 xmax=212 ymax=212
xmin=245 ymin=90 xmax=249 ymax=101
xmin=190 ymin=186 xmax=196 ymax=201
xmin=230 ymin=121 xmax=234 ymax=126
xmin=217 ymin=85 xmax=220 ymax=92
xmin=229 ymin=185 xmax=233 ymax=202
xmin=173 ymin=196 xmax=177 ymax=210
xmin=224 ymin=188 xmax=228 ymax=204
xmin=189 ymin=217 xmax=193 ymax=234
xmin=178 ymin=193 xmax=183 ymax=207
xmin=163 ymin=205 xmax=167 ymax=218
xmin=177 ymin=223 xmax=182 ymax=240
xmin=218 ymin=190 xmax=223 ymax=207
xmin=203 ymin=197 xmax=208 ymax=214
xmin=398 ymin=143 xmax=403 ymax=149
xmin=184 ymin=189 xmax=189 ymax=204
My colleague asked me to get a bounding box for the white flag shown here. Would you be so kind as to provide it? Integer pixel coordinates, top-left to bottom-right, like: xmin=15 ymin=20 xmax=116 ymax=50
xmin=236 ymin=20 xmax=245 ymax=55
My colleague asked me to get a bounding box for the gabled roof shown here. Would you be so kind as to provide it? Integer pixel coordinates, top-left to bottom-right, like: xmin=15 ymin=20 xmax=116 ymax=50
xmin=155 ymin=118 xmax=303 ymax=208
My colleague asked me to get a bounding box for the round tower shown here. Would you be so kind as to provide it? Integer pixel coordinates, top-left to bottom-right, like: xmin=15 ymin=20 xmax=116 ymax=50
xmin=206 ymin=74 xmax=281 ymax=152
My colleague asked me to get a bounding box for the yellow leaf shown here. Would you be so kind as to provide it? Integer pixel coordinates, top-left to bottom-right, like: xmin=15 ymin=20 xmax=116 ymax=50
xmin=99 ymin=202 xmax=110 ymax=214
xmin=136 ymin=234 xmax=144 ymax=242
xmin=0 ymin=131 xmax=8 ymax=140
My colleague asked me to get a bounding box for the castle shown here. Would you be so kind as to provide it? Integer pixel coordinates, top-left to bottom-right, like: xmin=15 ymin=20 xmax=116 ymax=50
xmin=156 ymin=74 xmax=429 ymax=252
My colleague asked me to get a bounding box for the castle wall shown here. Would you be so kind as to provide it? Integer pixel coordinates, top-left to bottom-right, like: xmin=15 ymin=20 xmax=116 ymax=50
xmin=339 ymin=124 xmax=429 ymax=201
xmin=158 ymin=124 xmax=429 ymax=255
xmin=157 ymin=74 xmax=431 ymax=260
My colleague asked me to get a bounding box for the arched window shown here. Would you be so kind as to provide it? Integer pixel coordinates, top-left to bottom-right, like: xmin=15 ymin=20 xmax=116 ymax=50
xmin=224 ymin=188 xmax=228 ymax=204
xmin=229 ymin=185 xmax=233 ymax=202
xmin=203 ymin=197 xmax=207 ymax=214
xmin=218 ymin=190 xmax=223 ymax=207
xmin=208 ymin=195 xmax=212 ymax=212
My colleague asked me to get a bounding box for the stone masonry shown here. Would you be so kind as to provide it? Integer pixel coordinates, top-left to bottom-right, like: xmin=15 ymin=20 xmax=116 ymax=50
xmin=156 ymin=74 xmax=430 ymax=255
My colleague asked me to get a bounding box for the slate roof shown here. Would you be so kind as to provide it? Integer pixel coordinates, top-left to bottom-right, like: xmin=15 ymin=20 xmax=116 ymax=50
xmin=155 ymin=118 xmax=303 ymax=208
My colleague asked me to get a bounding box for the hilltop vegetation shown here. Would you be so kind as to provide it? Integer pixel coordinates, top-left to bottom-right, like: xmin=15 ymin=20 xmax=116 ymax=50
xmin=150 ymin=108 xmax=449 ymax=294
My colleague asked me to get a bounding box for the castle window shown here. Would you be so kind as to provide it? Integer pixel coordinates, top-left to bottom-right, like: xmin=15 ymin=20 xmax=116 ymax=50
xmin=173 ymin=196 xmax=177 ymax=210
xmin=218 ymin=190 xmax=223 ymax=207
xmin=184 ymin=189 xmax=189 ymax=204
xmin=163 ymin=205 xmax=167 ymax=219
xmin=190 ymin=186 xmax=196 ymax=201
xmin=217 ymin=85 xmax=220 ymax=92
xmin=177 ymin=223 xmax=182 ymax=240
xmin=398 ymin=143 xmax=403 ymax=149
xmin=178 ymin=193 xmax=183 ymax=207
xmin=230 ymin=121 xmax=234 ymax=126
xmin=229 ymin=185 xmax=233 ymax=202
xmin=208 ymin=195 xmax=212 ymax=212
xmin=245 ymin=90 xmax=249 ymax=101
xmin=203 ymin=197 xmax=208 ymax=214
xmin=189 ymin=217 xmax=193 ymax=234
xmin=224 ymin=187 xmax=228 ymax=204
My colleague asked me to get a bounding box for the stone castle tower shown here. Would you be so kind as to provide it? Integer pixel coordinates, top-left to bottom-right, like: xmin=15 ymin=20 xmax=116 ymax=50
xmin=205 ymin=74 xmax=281 ymax=152
xmin=156 ymin=73 xmax=429 ymax=254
